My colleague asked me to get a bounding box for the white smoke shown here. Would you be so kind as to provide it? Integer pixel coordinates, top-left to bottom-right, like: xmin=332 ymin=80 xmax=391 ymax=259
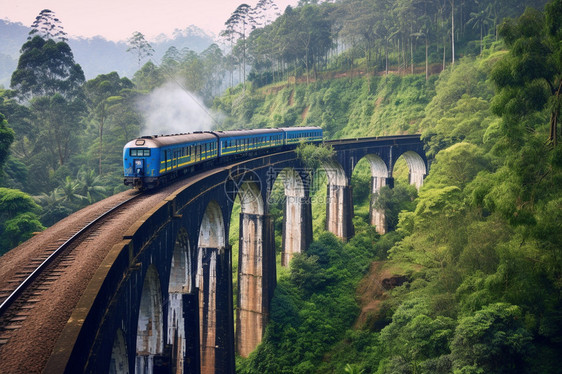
xmin=138 ymin=81 xmax=218 ymax=136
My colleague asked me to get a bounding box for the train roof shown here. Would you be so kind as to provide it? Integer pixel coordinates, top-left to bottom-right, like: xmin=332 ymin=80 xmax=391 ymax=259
xmin=210 ymin=129 xmax=284 ymax=138
xmin=277 ymin=126 xmax=322 ymax=132
xmin=125 ymin=132 xmax=217 ymax=148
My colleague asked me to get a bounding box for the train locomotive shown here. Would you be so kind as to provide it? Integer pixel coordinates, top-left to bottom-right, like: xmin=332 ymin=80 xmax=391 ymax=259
xmin=123 ymin=127 xmax=323 ymax=190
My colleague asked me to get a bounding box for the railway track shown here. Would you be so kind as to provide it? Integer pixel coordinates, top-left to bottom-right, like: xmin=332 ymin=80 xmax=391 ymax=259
xmin=0 ymin=191 xmax=143 ymax=346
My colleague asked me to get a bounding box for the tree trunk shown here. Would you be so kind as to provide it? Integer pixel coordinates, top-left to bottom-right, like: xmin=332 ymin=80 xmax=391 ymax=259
xmin=99 ymin=119 xmax=104 ymax=175
xmin=550 ymin=79 xmax=561 ymax=146
xmin=480 ymin=23 xmax=483 ymax=54
xmin=451 ymin=0 xmax=455 ymax=65
xmin=410 ymin=33 xmax=414 ymax=75
xmin=425 ymin=37 xmax=429 ymax=80
xmin=443 ymin=35 xmax=446 ymax=71
xmin=385 ymin=40 xmax=389 ymax=75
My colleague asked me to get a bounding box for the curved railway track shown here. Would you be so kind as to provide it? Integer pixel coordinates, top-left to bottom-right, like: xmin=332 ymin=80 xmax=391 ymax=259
xmin=0 ymin=191 xmax=146 ymax=346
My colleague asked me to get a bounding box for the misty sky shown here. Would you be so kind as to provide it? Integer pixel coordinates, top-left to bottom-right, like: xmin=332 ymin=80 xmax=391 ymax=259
xmin=0 ymin=0 xmax=299 ymax=41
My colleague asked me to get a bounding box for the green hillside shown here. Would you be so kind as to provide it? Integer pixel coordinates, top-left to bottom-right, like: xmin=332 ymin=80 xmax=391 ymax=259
xmin=0 ymin=1 xmax=560 ymax=372
xmin=214 ymin=74 xmax=437 ymax=139
xmin=226 ymin=8 xmax=562 ymax=374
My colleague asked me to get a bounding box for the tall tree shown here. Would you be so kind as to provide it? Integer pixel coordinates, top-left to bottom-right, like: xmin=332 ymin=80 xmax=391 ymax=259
xmin=201 ymin=44 xmax=225 ymax=100
xmin=10 ymin=10 xmax=86 ymax=170
xmin=132 ymin=61 xmax=165 ymax=91
xmin=293 ymin=5 xmax=333 ymax=83
xmin=0 ymin=113 xmax=15 ymax=177
xmin=252 ymin=0 xmax=280 ymax=28
xmin=84 ymin=72 xmax=134 ymax=175
xmin=30 ymin=93 xmax=85 ymax=167
xmin=491 ymin=4 xmax=561 ymax=146
xmin=10 ymin=36 xmax=85 ymax=102
xmin=338 ymin=0 xmax=380 ymax=69
xmin=0 ymin=90 xmax=34 ymax=160
xmin=224 ymin=4 xmax=255 ymax=87
xmin=127 ymin=31 xmax=155 ymax=68
xmin=28 ymin=9 xmax=68 ymax=42
xmin=466 ymin=1 xmax=493 ymax=54
xmin=450 ymin=0 xmax=456 ymax=65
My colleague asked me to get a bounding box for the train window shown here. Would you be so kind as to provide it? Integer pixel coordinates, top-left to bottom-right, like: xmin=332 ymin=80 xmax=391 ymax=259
xmin=130 ymin=149 xmax=151 ymax=157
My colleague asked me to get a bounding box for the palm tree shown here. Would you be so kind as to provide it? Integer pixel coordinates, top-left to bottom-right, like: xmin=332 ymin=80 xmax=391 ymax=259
xmin=56 ymin=176 xmax=87 ymax=207
xmin=78 ymin=169 xmax=108 ymax=204
xmin=33 ymin=190 xmax=70 ymax=226
xmin=467 ymin=3 xmax=493 ymax=54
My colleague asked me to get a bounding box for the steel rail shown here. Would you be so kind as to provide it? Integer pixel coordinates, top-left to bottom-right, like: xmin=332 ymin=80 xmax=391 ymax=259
xmin=0 ymin=193 xmax=141 ymax=318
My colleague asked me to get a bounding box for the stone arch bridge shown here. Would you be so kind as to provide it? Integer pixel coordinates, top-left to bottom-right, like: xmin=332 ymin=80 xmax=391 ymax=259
xmin=44 ymin=135 xmax=427 ymax=374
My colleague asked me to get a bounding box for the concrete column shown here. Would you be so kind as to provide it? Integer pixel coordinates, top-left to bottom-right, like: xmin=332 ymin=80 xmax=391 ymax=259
xmin=370 ymin=177 xmax=393 ymax=234
xmin=236 ymin=213 xmax=276 ymax=357
xmin=325 ymin=184 xmax=354 ymax=240
xmin=198 ymin=247 xmax=216 ymax=374
xmin=215 ymin=245 xmax=235 ymax=374
xmin=281 ymin=196 xmax=312 ymax=266
xmin=182 ymin=293 xmax=200 ymax=374
xmin=409 ymin=171 xmax=425 ymax=190
xmin=198 ymin=246 xmax=234 ymax=374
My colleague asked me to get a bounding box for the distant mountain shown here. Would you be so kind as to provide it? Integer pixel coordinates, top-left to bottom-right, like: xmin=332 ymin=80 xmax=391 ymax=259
xmin=0 ymin=19 xmax=215 ymax=87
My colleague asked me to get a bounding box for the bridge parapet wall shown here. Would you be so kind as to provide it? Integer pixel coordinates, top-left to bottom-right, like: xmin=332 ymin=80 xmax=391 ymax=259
xmin=44 ymin=198 xmax=175 ymax=373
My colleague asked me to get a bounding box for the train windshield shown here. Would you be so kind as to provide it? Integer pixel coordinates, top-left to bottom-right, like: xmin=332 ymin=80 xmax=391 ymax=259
xmin=130 ymin=149 xmax=151 ymax=157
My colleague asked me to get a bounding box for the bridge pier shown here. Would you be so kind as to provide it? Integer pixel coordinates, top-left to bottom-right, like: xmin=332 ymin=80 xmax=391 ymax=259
xmin=280 ymin=169 xmax=312 ymax=267
xmin=236 ymin=213 xmax=276 ymax=357
xmin=198 ymin=246 xmax=234 ymax=374
xmin=369 ymin=176 xmax=393 ymax=234
xmin=182 ymin=292 xmax=200 ymax=374
xmin=325 ymin=184 xmax=354 ymax=240
xmin=281 ymin=195 xmax=312 ymax=266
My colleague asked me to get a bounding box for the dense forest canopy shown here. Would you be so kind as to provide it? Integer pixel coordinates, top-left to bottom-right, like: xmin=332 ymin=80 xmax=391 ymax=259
xmin=0 ymin=0 xmax=561 ymax=373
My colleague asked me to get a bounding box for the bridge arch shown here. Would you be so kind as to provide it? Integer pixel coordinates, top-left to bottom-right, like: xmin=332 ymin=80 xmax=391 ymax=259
xmin=239 ymin=181 xmax=264 ymax=215
xmin=109 ymin=329 xmax=129 ymax=374
xmin=167 ymin=228 xmax=193 ymax=373
xmin=197 ymin=200 xmax=227 ymax=374
xmin=354 ymin=154 xmax=390 ymax=234
xmin=392 ymin=150 xmax=427 ymax=189
xmin=198 ymin=200 xmax=226 ymax=249
xmin=270 ymin=167 xmax=311 ymax=266
xmin=322 ymin=159 xmax=347 ymax=187
xmin=135 ymin=264 xmax=164 ymax=373
xmin=321 ymin=159 xmax=354 ymax=239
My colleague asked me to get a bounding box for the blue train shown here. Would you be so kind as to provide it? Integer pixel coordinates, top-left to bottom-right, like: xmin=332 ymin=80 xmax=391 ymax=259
xmin=123 ymin=127 xmax=323 ymax=189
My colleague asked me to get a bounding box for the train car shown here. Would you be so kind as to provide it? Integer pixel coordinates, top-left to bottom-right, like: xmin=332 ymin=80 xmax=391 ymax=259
xmin=123 ymin=126 xmax=324 ymax=190
xmin=280 ymin=126 xmax=323 ymax=145
xmin=213 ymin=128 xmax=285 ymax=158
xmin=123 ymin=132 xmax=218 ymax=189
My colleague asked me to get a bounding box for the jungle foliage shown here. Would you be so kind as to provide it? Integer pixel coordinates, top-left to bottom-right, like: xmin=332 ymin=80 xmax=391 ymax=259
xmin=236 ymin=1 xmax=562 ymax=373
xmin=0 ymin=1 xmax=561 ymax=373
